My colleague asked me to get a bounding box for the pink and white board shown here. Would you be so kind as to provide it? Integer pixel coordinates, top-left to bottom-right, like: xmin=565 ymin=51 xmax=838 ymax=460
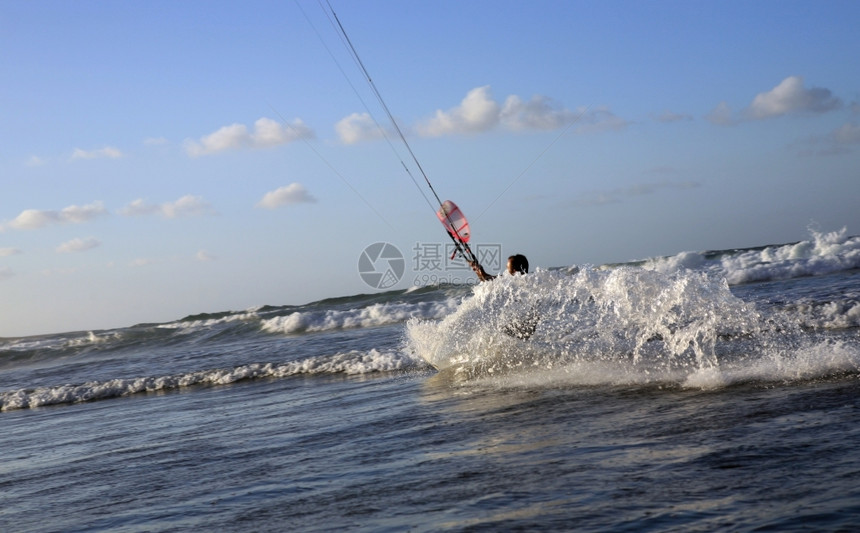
xmin=436 ymin=200 xmax=471 ymax=243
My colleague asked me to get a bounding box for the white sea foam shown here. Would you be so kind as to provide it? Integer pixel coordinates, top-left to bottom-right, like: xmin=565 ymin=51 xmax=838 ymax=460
xmin=0 ymin=349 xmax=418 ymax=411
xmin=408 ymin=267 xmax=756 ymax=374
xmin=261 ymin=300 xmax=459 ymax=335
xmin=681 ymin=338 xmax=860 ymax=389
xmin=1 ymin=337 xmax=61 ymax=353
xmin=0 ymin=332 xmax=111 ymax=359
xmin=407 ymin=265 xmax=860 ymax=389
xmin=784 ymin=301 xmax=860 ymax=330
xmin=428 ymin=337 xmax=860 ymax=392
xmin=66 ymin=331 xmax=116 ymax=347
xmin=644 ymin=227 xmax=860 ymax=284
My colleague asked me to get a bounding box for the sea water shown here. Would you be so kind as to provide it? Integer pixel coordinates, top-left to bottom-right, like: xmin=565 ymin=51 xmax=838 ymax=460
xmin=2 ymin=229 xmax=860 ymax=531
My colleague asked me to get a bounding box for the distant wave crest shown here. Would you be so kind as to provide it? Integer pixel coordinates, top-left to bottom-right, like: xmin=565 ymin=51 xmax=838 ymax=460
xmin=644 ymin=227 xmax=860 ymax=284
xmin=260 ymin=300 xmax=459 ymax=334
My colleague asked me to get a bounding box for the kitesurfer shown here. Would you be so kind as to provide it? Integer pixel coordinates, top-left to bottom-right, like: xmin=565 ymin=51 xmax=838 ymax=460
xmin=470 ymin=254 xmax=537 ymax=339
xmin=470 ymin=254 xmax=529 ymax=282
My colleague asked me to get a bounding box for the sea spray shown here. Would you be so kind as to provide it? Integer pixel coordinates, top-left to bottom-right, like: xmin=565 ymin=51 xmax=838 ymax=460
xmin=405 ymin=266 xmax=839 ymax=387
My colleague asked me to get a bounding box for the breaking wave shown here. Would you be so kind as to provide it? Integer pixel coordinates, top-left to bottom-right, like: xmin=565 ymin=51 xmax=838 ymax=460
xmin=643 ymin=227 xmax=860 ymax=284
xmin=3 ymin=227 xmax=859 ymax=410
xmin=0 ymin=349 xmax=419 ymax=411
xmin=260 ymin=300 xmax=459 ymax=335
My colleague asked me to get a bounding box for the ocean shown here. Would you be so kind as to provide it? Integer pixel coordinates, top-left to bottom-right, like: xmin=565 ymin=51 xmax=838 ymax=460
xmin=2 ymin=228 xmax=860 ymax=532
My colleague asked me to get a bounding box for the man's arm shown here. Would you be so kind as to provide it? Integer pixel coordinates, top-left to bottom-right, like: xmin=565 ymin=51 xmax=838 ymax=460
xmin=470 ymin=261 xmax=495 ymax=282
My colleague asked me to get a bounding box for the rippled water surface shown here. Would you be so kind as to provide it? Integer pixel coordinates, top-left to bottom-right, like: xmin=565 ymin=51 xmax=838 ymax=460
xmin=3 ymin=234 xmax=860 ymax=531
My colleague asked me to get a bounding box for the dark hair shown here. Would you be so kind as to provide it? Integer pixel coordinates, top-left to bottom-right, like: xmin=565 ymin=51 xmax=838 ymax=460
xmin=508 ymin=254 xmax=529 ymax=274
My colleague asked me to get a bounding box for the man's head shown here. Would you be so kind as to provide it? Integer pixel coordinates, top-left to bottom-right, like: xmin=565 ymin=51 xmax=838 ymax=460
xmin=507 ymin=254 xmax=529 ymax=275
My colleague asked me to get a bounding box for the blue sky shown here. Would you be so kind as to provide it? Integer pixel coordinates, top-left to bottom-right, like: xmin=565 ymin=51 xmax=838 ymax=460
xmin=2 ymin=0 xmax=859 ymax=336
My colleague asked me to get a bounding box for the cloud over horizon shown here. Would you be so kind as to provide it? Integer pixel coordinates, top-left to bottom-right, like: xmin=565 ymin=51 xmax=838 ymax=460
xmin=416 ymin=86 xmax=502 ymax=137
xmin=196 ymin=250 xmax=216 ymax=262
xmin=57 ymin=237 xmax=101 ymax=254
xmin=1 ymin=202 xmax=108 ymax=231
xmin=708 ymin=76 xmax=842 ymax=125
xmin=338 ymin=86 xmax=627 ymax=143
xmin=185 ymin=117 xmax=314 ymax=156
xmin=335 ymin=113 xmax=391 ymax=145
xmin=71 ymin=146 xmax=123 ymax=160
xmin=257 ymin=183 xmax=317 ymax=209
xmin=747 ymin=76 xmax=842 ymax=119
xmin=501 ymin=94 xmax=590 ymax=131
xmin=119 ymin=195 xmax=214 ymax=218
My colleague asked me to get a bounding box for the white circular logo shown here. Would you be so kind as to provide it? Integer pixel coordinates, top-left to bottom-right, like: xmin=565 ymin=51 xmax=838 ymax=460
xmin=358 ymin=242 xmax=405 ymax=289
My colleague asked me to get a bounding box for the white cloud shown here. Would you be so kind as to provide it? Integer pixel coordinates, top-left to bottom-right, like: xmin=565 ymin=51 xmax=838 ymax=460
xmin=129 ymin=258 xmax=157 ymax=267
xmin=501 ymin=94 xmax=581 ymax=131
xmin=71 ymin=146 xmax=123 ymax=160
xmin=26 ymin=155 xmax=47 ymax=167
xmin=335 ymin=113 xmax=387 ymax=144
xmin=0 ymin=267 xmax=13 ymax=281
xmin=161 ymin=195 xmax=213 ymax=218
xmin=416 ymin=86 xmax=501 ymax=137
xmin=196 ymin=250 xmax=216 ymax=262
xmin=252 ymin=117 xmax=299 ymax=146
xmin=119 ymin=195 xmax=214 ymax=218
xmin=185 ymin=117 xmax=314 ymax=156
xmin=708 ymin=76 xmax=842 ymax=126
xmin=257 ymin=183 xmax=317 ymax=209
xmin=410 ymin=86 xmax=624 ymax=138
xmin=747 ymin=76 xmax=841 ymax=119
xmin=61 ymin=203 xmax=109 ymax=224
xmin=118 ymin=198 xmax=161 ymax=217
xmin=2 ymin=201 xmax=108 ymax=231
xmin=0 ymin=247 xmax=21 ymax=257
xmin=56 ymin=237 xmax=101 ymax=254
xmin=188 ymin=123 xmax=247 ymax=155
xmin=5 ymin=209 xmax=56 ymax=230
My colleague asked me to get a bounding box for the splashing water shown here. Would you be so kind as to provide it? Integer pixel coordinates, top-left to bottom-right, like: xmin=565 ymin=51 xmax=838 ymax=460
xmin=406 ymin=266 xmax=858 ymax=388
